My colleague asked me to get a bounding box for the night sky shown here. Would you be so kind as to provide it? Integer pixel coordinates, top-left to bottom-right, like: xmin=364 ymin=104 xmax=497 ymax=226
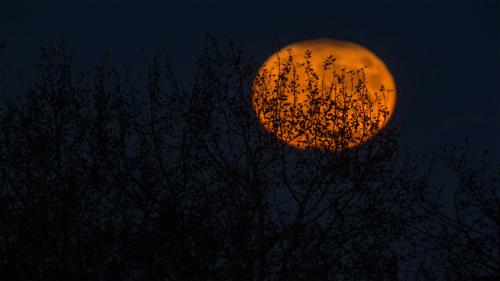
xmin=2 ymin=0 xmax=499 ymax=157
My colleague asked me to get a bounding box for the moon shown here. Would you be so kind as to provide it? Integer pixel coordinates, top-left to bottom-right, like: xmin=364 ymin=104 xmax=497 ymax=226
xmin=252 ymin=38 xmax=397 ymax=151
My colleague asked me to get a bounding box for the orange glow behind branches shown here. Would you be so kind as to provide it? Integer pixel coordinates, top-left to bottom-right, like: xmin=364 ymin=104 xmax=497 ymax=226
xmin=252 ymin=39 xmax=397 ymax=151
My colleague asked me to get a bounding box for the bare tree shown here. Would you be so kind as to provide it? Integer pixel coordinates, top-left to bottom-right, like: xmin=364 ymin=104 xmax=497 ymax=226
xmin=137 ymin=36 xmax=419 ymax=280
xmin=405 ymin=144 xmax=500 ymax=281
xmin=4 ymin=36 xmax=488 ymax=281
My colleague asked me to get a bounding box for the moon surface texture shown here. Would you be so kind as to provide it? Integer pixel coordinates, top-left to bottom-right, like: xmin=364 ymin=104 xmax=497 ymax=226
xmin=252 ymin=38 xmax=397 ymax=151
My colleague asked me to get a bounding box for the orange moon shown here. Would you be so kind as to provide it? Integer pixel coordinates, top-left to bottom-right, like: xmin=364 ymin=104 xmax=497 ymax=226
xmin=252 ymin=38 xmax=397 ymax=151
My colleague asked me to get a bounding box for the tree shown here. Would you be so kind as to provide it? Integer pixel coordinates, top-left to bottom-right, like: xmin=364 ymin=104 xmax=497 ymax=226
xmin=405 ymin=144 xmax=500 ymax=281
xmin=174 ymin=37 xmax=417 ymax=280
xmin=3 ymin=36 xmax=494 ymax=281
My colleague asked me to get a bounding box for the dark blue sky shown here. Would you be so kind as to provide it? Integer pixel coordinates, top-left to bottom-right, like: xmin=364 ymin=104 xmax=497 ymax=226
xmin=1 ymin=0 xmax=499 ymax=157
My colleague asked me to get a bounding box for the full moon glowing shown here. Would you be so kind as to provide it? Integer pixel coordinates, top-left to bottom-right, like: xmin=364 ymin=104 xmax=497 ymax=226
xmin=252 ymin=38 xmax=397 ymax=151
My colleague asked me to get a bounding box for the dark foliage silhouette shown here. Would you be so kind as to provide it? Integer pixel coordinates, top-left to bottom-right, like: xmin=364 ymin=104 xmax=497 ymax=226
xmin=403 ymin=144 xmax=500 ymax=281
xmin=0 ymin=38 xmax=498 ymax=281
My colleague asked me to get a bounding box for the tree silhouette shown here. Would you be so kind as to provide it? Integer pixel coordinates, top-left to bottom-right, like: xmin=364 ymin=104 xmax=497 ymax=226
xmin=174 ymin=37 xmax=416 ymax=280
xmin=404 ymin=144 xmax=500 ymax=281
xmin=0 ymin=37 xmax=497 ymax=281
